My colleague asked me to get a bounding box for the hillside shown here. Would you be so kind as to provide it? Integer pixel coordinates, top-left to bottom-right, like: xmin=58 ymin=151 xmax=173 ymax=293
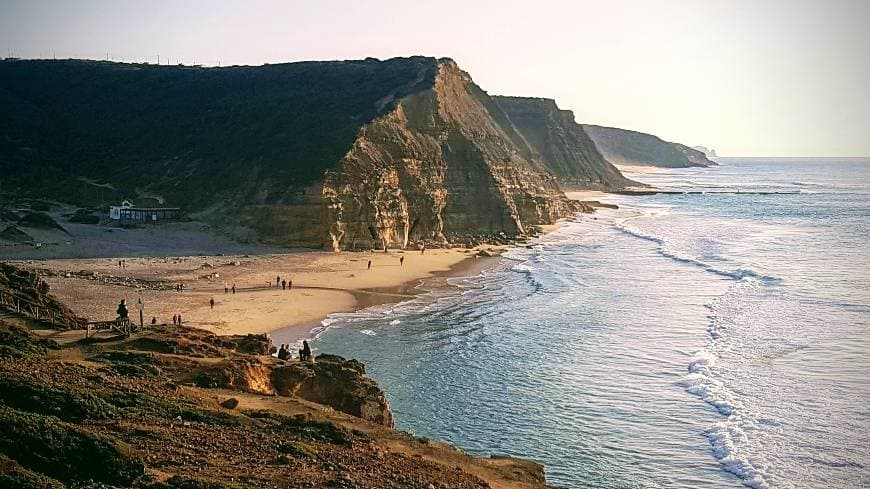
xmin=492 ymin=97 xmax=636 ymax=189
xmin=1 ymin=57 xmax=607 ymax=250
xmin=0 ymin=264 xmax=548 ymax=488
xmin=582 ymin=124 xmax=717 ymax=168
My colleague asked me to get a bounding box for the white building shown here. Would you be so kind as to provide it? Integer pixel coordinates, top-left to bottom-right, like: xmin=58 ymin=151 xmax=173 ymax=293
xmin=108 ymin=200 xmax=134 ymax=220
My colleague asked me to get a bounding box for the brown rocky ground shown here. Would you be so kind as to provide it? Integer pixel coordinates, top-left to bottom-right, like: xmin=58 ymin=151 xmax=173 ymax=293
xmin=0 ymin=316 xmax=549 ymax=489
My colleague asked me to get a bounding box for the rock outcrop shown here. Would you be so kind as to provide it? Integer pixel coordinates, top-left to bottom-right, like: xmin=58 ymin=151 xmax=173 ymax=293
xmin=493 ymin=96 xmax=636 ymax=189
xmin=0 ymin=282 xmax=549 ymax=487
xmin=583 ymin=124 xmax=717 ymax=168
xmin=271 ymin=354 xmax=394 ymax=427
xmin=321 ymin=60 xmax=586 ymax=250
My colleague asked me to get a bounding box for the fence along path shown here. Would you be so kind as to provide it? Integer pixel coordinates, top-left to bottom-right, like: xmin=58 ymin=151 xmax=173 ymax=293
xmin=0 ymin=288 xmax=135 ymax=337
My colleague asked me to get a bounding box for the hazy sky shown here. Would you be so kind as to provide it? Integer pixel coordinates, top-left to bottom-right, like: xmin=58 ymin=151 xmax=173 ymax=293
xmin=2 ymin=0 xmax=869 ymax=156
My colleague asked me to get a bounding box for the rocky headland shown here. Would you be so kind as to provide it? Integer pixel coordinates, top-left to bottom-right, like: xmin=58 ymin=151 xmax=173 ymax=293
xmin=582 ymin=124 xmax=718 ymax=168
xmin=0 ymin=262 xmax=548 ymax=488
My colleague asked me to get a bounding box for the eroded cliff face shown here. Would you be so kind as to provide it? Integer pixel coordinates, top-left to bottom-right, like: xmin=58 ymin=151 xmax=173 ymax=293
xmin=493 ymin=96 xmax=636 ymax=189
xmin=322 ymin=60 xmax=585 ymax=251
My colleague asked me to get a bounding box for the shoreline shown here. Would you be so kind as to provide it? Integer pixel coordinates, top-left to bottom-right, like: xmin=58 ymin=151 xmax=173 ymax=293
xmin=10 ymin=246 xmax=508 ymax=341
xmin=268 ymin=250 xmax=504 ymax=346
xmin=5 ymin=191 xmax=623 ymax=344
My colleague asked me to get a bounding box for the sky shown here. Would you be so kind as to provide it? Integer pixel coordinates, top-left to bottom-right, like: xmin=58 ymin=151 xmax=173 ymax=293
xmin=2 ymin=0 xmax=868 ymax=157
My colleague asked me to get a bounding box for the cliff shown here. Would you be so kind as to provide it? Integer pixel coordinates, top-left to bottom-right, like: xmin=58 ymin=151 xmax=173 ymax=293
xmin=492 ymin=96 xmax=636 ymax=189
xmin=0 ymin=264 xmax=549 ymax=487
xmin=1 ymin=57 xmax=591 ymax=250
xmin=582 ymin=124 xmax=717 ymax=168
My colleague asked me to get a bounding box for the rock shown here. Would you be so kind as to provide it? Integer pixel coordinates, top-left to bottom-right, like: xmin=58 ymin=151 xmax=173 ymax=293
xmin=271 ymin=354 xmax=393 ymax=427
xmin=476 ymin=249 xmax=493 ymax=257
xmin=220 ymin=397 xmax=239 ymax=409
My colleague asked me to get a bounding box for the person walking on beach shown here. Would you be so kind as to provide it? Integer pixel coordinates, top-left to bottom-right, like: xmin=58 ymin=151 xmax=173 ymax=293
xmin=209 ymin=297 xmax=215 ymax=309
xmin=232 ymin=283 xmax=236 ymax=294
xmin=421 ymin=244 xmax=426 ymax=255
xmin=299 ymin=340 xmax=312 ymax=361
xmin=118 ymin=260 xmax=122 ymax=268
xmin=367 ymin=260 xmax=372 ymax=270
xmin=172 ymin=314 xmax=177 ymax=325
xmin=400 ymin=256 xmax=404 ymax=267
xmin=116 ymin=299 xmax=128 ymax=320
xmin=288 ymin=279 xmax=292 ymax=290
xmin=177 ymin=314 xmax=182 ymax=325
xmin=224 ymin=283 xmax=228 ymax=294
xmin=276 ymin=275 xmax=281 ymax=288
xmin=281 ymin=279 xmax=286 ymax=290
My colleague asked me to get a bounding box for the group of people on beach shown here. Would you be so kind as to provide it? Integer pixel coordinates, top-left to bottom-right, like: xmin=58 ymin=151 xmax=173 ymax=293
xmin=224 ymin=283 xmax=236 ymax=294
xmin=277 ymin=341 xmax=311 ymax=361
xmin=117 ymin=259 xmax=128 ymax=269
xmin=275 ymin=275 xmax=292 ymax=290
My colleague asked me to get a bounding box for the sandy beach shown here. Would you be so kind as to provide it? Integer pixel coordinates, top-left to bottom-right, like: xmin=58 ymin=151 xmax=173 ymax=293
xmin=13 ymin=246 xmax=501 ymax=342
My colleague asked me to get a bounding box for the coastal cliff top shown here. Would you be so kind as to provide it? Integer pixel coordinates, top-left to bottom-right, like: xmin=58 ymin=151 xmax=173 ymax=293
xmin=0 ymin=259 xmax=549 ymax=488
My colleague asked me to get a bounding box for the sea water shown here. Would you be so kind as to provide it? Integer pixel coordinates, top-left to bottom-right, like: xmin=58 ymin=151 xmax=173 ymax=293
xmin=308 ymin=159 xmax=870 ymax=488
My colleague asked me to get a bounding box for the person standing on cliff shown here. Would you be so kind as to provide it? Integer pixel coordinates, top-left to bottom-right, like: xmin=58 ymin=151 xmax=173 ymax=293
xmin=299 ymin=340 xmax=312 ymax=361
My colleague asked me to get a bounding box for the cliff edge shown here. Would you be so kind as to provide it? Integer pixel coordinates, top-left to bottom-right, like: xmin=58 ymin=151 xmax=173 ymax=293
xmin=0 ymin=261 xmax=550 ymax=488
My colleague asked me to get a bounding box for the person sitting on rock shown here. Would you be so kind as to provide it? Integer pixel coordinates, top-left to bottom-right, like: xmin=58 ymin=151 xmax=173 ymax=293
xmin=116 ymin=299 xmax=129 ymax=321
xmin=299 ymin=340 xmax=312 ymax=361
xmin=277 ymin=344 xmax=289 ymax=360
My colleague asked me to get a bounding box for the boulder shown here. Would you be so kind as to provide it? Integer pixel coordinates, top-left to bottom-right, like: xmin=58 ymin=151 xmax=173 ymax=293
xmin=219 ymin=397 xmax=239 ymax=410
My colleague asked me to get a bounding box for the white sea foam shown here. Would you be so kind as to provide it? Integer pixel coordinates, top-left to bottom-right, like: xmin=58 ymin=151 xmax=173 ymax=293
xmin=389 ymin=319 xmax=401 ymax=325
xmin=359 ymin=329 xmax=377 ymax=336
xmin=705 ymin=422 xmax=769 ymax=488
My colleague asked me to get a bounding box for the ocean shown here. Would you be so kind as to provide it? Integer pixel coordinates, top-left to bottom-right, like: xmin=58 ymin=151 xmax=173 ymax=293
xmin=308 ymin=158 xmax=870 ymax=488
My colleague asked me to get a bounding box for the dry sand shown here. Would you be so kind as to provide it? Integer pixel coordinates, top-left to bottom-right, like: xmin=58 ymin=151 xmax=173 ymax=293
xmin=16 ymin=247 xmax=501 ymax=342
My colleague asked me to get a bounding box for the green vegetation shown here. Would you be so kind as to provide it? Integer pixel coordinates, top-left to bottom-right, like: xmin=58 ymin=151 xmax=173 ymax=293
xmin=0 ymin=58 xmax=439 ymax=209
xmin=0 ymin=405 xmax=143 ymax=485
xmin=0 ymin=323 xmax=57 ymax=359
xmin=0 ymin=454 xmax=66 ymax=489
